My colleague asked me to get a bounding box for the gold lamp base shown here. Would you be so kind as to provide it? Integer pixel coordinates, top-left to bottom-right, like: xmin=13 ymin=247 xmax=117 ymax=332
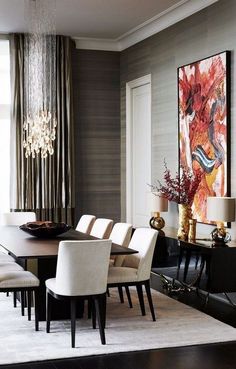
xmin=149 ymin=212 xmax=165 ymax=236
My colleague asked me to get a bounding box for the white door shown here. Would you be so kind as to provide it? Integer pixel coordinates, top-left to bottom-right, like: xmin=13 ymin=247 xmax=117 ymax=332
xmin=126 ymin=75 xmax=151 ymax=227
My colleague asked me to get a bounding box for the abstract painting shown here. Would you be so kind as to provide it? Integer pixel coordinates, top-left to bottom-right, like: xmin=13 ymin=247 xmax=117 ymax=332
xmin=178 ymin=51 xmax=230 ymax=223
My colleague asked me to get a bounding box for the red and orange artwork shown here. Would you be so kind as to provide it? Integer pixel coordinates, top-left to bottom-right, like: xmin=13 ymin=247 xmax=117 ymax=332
xmin=178 ymin=51 xmax=230 ymax=223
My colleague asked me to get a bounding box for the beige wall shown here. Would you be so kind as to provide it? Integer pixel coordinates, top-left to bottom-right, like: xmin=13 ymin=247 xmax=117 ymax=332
xmin=120 ymin=0 xmax=236 ymax=237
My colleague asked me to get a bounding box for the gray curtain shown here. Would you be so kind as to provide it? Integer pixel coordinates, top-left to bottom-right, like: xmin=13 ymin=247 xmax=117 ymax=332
xmin=10 ymin=34 xmax=75 ymax=225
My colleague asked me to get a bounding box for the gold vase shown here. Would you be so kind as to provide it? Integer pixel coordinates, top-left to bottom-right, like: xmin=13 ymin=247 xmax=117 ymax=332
xmin=177 ymin=204 xmax=192 ymax=241
xmin=188 ymin=218 xmax=197 ymax=242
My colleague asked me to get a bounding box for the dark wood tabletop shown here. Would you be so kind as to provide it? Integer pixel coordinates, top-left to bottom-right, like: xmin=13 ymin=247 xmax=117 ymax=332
xmin=0 ymin=226 xmax=138 ymax=259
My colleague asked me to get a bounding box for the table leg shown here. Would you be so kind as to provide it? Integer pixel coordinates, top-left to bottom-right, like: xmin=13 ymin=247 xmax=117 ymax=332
xmin=183 ymin=250 xmax=192 ymax=282
xmin=176 ymin=249 xmax=183 ymax=279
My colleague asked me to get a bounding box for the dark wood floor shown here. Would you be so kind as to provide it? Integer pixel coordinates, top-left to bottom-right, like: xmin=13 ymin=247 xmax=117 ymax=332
xmin=4 ymin=342 xmax=236 ymax=369
xmin=3 ymin=268 xmax=236 ymax=369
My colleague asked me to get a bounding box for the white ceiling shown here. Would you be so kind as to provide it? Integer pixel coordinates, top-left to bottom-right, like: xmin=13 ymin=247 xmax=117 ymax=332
xmin=0 ymin=0 xmax=184 ymax=38
xmin=0 ymin=0 xmax=218 ymax=50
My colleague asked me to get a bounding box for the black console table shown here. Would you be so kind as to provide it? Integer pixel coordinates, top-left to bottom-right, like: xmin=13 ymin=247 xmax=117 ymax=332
xmin=152 ymin=227 xmax=236 ymax=294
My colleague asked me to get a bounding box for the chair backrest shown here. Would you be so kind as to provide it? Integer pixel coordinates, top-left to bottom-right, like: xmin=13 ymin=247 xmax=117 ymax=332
xmin=90 ymin=218 xmax=113 ymax=239
xmin=109 ymin=223 xmax=132 ymax=267
xmin=76 ymin=214 xmax=96 ymax=234
xmin=123 ymin=228 xmax=158 ymax=281
xmin=55 ymin=240 xmax=112 ymax=296
xmin=1 ymin=212 xmax=36 ymax=226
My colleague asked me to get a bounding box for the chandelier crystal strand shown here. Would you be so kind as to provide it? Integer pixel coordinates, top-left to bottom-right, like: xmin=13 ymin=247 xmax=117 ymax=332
xmin=23 ymin=0 xmax=57 ymax=159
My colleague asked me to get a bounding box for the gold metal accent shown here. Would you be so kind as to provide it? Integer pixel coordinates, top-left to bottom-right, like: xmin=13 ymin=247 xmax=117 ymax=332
xmin=211 ymin=221 xmax=231 ymax=245
xmin=149 ymin=211 xmax=165 ymax=233
xmin=188 ymin=219 xmax=197 ymax=242
xmin=177 ymin=204 xmax=192 ymax=241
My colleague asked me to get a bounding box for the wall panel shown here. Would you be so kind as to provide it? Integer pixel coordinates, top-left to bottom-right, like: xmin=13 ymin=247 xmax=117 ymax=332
xmin=72 ymin=49 xmax=120 ymax=223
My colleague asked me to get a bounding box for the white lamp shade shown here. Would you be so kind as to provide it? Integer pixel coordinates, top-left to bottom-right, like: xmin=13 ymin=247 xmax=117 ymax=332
xmin=148 ymin=192 xmax=168 ymax=212
xmin=207 ymin=197 xmax=235 ymax=222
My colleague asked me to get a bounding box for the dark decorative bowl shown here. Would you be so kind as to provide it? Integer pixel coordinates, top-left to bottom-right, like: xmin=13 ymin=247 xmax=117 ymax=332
xmin=19 ymin=221 xmax=71 ymax=238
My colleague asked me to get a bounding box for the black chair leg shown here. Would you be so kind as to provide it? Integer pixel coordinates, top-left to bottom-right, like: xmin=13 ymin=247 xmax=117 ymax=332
xmin=34 ymin=290 xmax=39 ymax=332
xmin=136 ymin=283 xmax=146 ymax=316
xmin=70 ymin=299 xmax=76 ymax=348
xmin=21 ymin=291 xmax=25 ymax=316
xmin=144 ymin=280 xmax=156 ymax=321
xmin=101 ymin=292 xmax=106 ymax=329
xmin=13 ymin=292 xmax=17 ymax=308
xmin=87 ymin=297 xmax=92 ymax=319
xmin=91 ymin=299 xmax=96 ymax=329
xmin=94 ymin=295 xmax=106 ymax=345
xmin=27 ymin=291 xmax=31 ymax=321
xmin=107 ymin=288 xmax=110 ymax=297
xmin=46 ymin=290 xmax=51 ymax=333
xmin=118 ymin=286 xmax=124 ymax=303
xmin=125 ymin=286 xmax=133 ymax=308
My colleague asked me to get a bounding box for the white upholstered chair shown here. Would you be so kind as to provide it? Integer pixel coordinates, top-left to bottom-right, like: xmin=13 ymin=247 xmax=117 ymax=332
xmin=0 ymin=252 xmax=15 ymax=263
xmin=108 ymin=223 xmax=133 ymax=305
xmin=0 ymin=212 xmax=36 ymax=264
xmin=0 ymin=262 xmax=23 ymax=272
xmin=76 ymin=214 xmax=96 ymax=234
xmin=1 ymin=211 xmax=36 ymax=225
xmin=107 ymin=228 xmax=158 ymax=321
xmin=0 ymin=262 xmax=24 ymax=310
xmin=109 ymin=223 xmax=133 ymax=267
xmin=0 ymin=270 xmax=39 ymax=330
xmin=1 ymin=211 xmax=36 ymax=311
xmin=90 ymin=218 xmax=113 ymax=239
xmin=0 ymin=261 xmax=31 ymax=315
xmin=0 ymin=211 xmax=36 ymax=262
xmin=45 ymin=239 xmax=112 ymax=348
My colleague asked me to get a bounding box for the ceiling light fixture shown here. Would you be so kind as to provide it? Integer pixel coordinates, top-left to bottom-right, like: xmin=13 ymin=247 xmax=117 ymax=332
xmin=23 ymin=0 xmax=57 ymax=159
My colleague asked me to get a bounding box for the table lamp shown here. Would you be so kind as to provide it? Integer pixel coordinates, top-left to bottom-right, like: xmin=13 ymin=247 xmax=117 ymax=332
xmin=148 ymin=192 xmax=168 ymax=235
xmin=207 ymin=196 xmax=235 ymax=245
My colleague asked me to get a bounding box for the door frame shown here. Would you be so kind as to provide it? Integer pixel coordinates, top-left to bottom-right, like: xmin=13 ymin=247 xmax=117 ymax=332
xmin=126 ymin=74 xmax=151 ymax=224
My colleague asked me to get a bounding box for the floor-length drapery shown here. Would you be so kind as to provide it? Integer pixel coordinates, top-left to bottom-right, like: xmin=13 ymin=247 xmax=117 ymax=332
xmin=10 ymin=34 xmax=75 ymax=225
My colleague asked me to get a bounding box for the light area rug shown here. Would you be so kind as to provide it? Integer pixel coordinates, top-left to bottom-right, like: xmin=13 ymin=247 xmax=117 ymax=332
xmin=0 ymin=288 xmax=236 ymax=365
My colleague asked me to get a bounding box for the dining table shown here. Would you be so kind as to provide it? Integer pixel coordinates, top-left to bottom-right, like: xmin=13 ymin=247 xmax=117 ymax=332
xmin=0 ymin=226 xmax=138 ymax=320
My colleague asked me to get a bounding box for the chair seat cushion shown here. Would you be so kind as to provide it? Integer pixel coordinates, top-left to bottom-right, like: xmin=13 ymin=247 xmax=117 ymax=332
xmin=45 ymin=278 xmax=56 ymax=293
xmin=107 ymin=266 xmax=138 ymax=284
xmin=46 ymin=278 xmax=83 ymax=297
xmin=0 ymin=262 xmax=23 ymax=272
xmin=0 ymin=271 xmax=39 ymax=288
xmin=46 ymin=278 xmax=81 ymax=297
xmin=0 ymin=252 xmax=14 ymax=262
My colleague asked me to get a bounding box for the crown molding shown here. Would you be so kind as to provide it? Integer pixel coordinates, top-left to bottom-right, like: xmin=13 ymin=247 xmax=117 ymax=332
xmin=0 ymin=34 xmax=9 ymax=40
xmin=118 ymin=0 xmax=218 ymax=50
xmin=73 ymin=37 xmax=118 ymax=51
xmin=73 ymin=0 xmax=218 ymax=51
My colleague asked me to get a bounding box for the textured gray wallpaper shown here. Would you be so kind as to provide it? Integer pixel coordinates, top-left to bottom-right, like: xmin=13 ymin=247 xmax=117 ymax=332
xmin=120 ymin=0 xmax=236 ymax=237
xmin=72 ymin=0 xmax=236 ymax=236
xmin=72 ymin=49 xmax=121 ymax=224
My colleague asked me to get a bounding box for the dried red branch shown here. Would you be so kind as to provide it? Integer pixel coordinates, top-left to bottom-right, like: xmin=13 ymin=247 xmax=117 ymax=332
xmin=150 ymin=161 xmax=202 ymax=206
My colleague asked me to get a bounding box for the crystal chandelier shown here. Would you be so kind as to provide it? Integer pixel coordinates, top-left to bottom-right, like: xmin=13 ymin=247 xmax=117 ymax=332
xmin=23 ymin=0 xmax=57 ymax=159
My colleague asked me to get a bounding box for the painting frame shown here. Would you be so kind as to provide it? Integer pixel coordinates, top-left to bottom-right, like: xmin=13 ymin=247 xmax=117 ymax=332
xmin=178 ymin=51 xmax=231 ymax=225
